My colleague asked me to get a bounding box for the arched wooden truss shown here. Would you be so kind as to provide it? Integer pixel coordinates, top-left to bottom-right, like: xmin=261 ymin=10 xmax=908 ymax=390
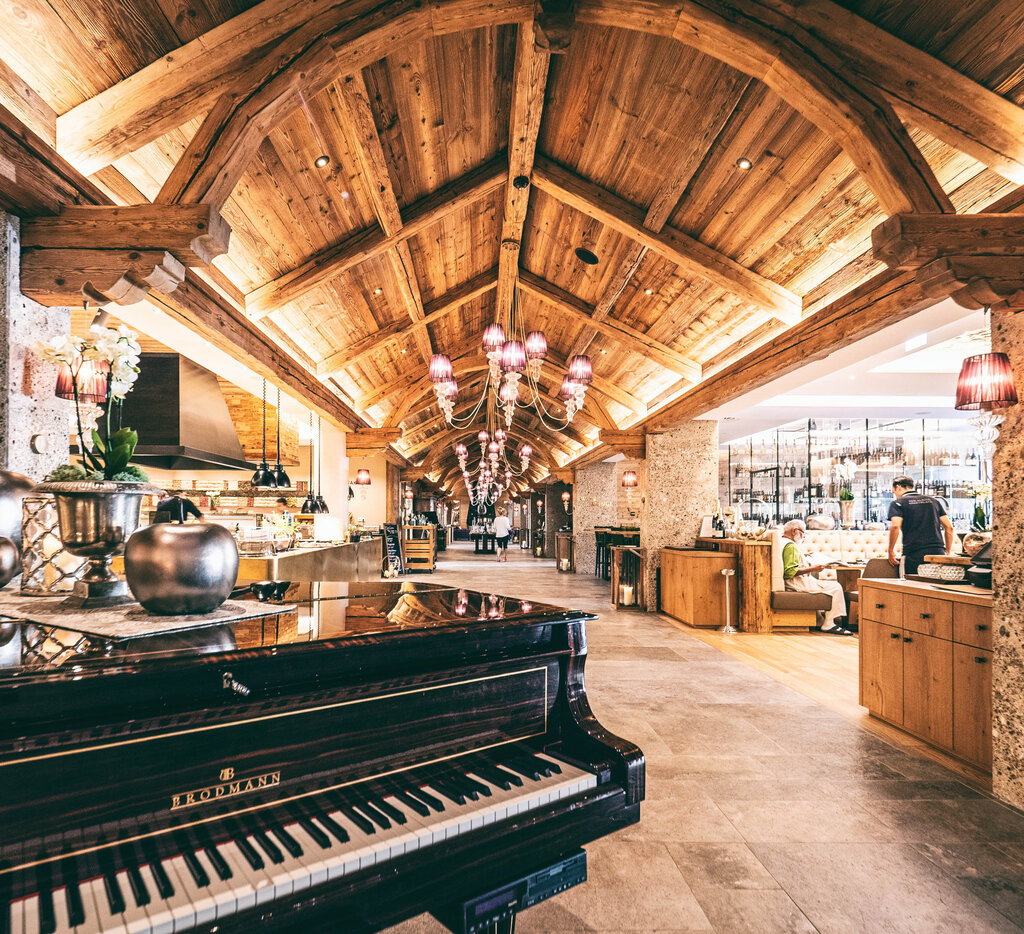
xmin=11 ymin=0 xmax=1024 ymax=460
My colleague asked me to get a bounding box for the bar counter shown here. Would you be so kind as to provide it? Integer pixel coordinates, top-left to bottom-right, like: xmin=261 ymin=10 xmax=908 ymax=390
xmin=237 ymin=538 xmax=381 ymax=582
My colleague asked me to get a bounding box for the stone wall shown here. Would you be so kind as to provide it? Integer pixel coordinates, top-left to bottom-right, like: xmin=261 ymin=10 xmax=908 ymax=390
xmin=640 ymin=420 xmax=719 ymax=611
xmin=0 ymin=213 xmax=70 ymax=480
xmin=573 ymin=461 xmax=617 ymax=575
xmin=991 ymin=309 xmax=1024 ymax=808
xmin=543 ymin=481 xmax=571 ymax=557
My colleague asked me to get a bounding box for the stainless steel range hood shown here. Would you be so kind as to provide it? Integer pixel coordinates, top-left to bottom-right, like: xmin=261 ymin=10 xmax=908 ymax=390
xmin=120 ymin=353 xmax=254 ymax=471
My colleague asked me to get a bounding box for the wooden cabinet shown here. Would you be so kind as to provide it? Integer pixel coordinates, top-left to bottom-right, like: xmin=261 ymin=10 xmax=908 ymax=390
xmin=859 ymin=580 xmax=991 ymax=771
xmin=859 ymin=620 xmax=903 ymax=724
xmin=660 ymin=549 xmax=738 ymax=629
xmin=953 ymin=643 xmax=992 ymax=769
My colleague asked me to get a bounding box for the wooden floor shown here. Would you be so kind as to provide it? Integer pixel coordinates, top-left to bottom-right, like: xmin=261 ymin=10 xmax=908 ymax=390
xmin=670 ymin=618 xmax=992 ymax=791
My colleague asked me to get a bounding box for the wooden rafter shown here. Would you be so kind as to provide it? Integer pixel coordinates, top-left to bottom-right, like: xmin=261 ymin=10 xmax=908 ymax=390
xmin=317 ymin=268 xmax=498 ymax=378
xmin=248 ymin=156 xmax=506 ymax=319
xmin=497 ymin=21 xmax=550 ymax=324
xmin=532 ymin=155 xmax=801 ymax=324
xmin=518 ymin=269 xmax=702 ymax=381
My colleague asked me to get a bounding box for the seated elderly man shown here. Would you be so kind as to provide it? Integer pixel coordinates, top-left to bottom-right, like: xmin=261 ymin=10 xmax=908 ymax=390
xmin=781 ymin=519 xmax=852 ymax=635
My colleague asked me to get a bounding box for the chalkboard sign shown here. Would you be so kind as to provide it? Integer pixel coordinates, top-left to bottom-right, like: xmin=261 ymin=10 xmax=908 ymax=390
xmin=383 ymin=523 xmax=405 ymax=574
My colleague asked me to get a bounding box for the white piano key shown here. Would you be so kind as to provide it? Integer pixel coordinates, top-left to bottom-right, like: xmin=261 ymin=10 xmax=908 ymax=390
xmin=88 ymin=876 xmax=129 ymax=934
xmin=76 ymin=879 xmax=117 ymax=934
xmin=20 ymin=895 xmax=38 ymax=934
xmin=243 ymin=837 xmax=291 ymax=903
xmin=213 ymin=844 xmax=257 ymax=914
xmin=190 ymin=849 xmax=236 ymax=922
xmin=157 ymin=858 xmax=196 ymax=933
xmin=50 ymin=886 xmax=75 ymax=934
xmin=9 ymin=897 xmax=25 ymax=934
xmin=137 ymin=865 xmax=174 ymax=934
xmin=167 ymin=855 xmax=215 ymax=929
xmin=281 ymin=826 xmax=330 ymax=889
xmin=114 ymin=871 xmax=152 ymax=934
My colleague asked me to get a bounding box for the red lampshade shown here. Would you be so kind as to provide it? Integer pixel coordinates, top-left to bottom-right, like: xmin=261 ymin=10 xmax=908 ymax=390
xmin=55 ymin=357 xmax=109 ymax=404
xmin=955 ymin=352 xmax=1019 ymax=410
xmin=429 ymin=353 xmax=453 ymax=383
xmin=355 ymin=469 xmax=371 ymax=485
xmin=621 ymin=470 xmax=638 ymax=489
xmin=404 ymin=488 xmax=414 ymax=500
xmin=482 ymin=323 xmax=506 ymax=353
xmin=561 ymin=491 xmax=571 ymax=503
xmin=501 ymin=340 xmax=527 ymax=373
xmin=525 ymin=330 xmax=548 ymax=360
xmin=567 ymin=354 xmax=593 ymax=385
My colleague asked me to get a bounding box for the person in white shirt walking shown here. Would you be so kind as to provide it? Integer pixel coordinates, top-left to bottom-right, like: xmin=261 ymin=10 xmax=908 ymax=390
xmin=492 ymin=509 xmax=511 ymax=562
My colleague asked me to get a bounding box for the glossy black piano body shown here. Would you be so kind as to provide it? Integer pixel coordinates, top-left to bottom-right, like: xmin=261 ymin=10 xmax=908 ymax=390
xmin=0 ymin=582 xmax=644 ymax=932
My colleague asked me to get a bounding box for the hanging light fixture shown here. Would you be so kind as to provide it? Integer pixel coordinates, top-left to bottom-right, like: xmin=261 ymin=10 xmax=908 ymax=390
xmin=272 ymin=386 xmax=291 ymax=488
xmin=251 ymin=379 xmax=277 ymax=489
xmin=355 ymin=468 xmax=371 ymax=485
xmin=301 ymin=411 xmax=317 ymax=513
xmin=954 ymin=310 xmax=1019 ymax=469
xmin=55 ymin=357 xmax=109 ymax=404
xmin=315 ymin=416 xmax=329 ymax=513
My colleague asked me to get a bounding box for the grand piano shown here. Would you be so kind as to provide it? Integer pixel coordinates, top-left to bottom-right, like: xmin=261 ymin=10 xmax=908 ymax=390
xmin=0 ymin=581 xmax=644 ymax=933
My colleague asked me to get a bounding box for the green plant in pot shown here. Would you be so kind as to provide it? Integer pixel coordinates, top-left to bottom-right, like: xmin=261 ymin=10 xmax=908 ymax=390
xmin=35 ymin=325 xmax=158 ymax=606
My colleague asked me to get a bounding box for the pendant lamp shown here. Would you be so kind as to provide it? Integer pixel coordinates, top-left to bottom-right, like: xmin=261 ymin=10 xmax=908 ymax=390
xmin=955 ymin=352 xmax=1018 ymax=411
xmin=251 ymin=379 xmax=277 ymax=488
xmin=315 ymin=416 xmax=329 ymax=513
xmin=273 ymin=387 xmax=291 ymax=487
xmin=301 ymin=411 xmax=317 ymax=513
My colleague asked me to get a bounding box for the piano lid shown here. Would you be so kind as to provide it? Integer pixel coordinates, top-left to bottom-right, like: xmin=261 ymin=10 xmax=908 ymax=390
xmin=0 ymin=581 xmax=591 ymax=677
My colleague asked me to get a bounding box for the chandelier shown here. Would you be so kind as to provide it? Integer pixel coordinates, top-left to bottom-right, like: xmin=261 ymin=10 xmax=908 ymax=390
xmin=428 ymin=281 xmax=592 ymax=432
xmin=456 ymin=418 xmax=534 ymax=509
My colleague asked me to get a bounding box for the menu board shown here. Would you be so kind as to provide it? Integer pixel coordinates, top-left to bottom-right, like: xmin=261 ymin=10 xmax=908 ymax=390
xmin=383 ymin=523 xmax=405 ymax=574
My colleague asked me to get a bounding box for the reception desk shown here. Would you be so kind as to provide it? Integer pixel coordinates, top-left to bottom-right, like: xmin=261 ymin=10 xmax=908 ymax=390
xmin=660 ymin=548 xmax=739 ymax=629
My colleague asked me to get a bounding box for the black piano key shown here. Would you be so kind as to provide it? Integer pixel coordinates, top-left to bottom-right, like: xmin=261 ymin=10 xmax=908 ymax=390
xmin=501 ymin=756 xmax=544 ymax=781
xmin=450 ymin=768 xmax=491 ymax=798
xmin=371 ymin=794 xmax=408 ymax=825
xmin=391 ymin=789 xmax=431 ymax=818
xmin=440 ymin=768 xmax=480 ymax=800
xmin=232 ymin=834 xmax=264 ymax=871
xmin=406 ymin=785 xmax=446 ymax=813
xmin=251 ymin=830 xmax=284 ymax=865
xmin=203 ymin=844 xmax=232 ymax=881
xmin=331 ymin=795 xmax=375 ymax=835
xmin=269 ymin=825 xmax=303 ymax=859
xmin=97 ymin=841 xmax=126 ymax=914
xmin=470 ymin=761 xmax=517 ymax=790
xmin=118 ymin=845 xmax=150 ymax=907
xmin=60 ymin=861 xmax=86 ymax=927
xmin=351 ymin=800 xmax=391 ymax=831
xmin=521 ymin=751 xmax=557 ymax=775
xmin=179 ymin=847 xmax=210 ymax=889
xmin=298 ymin=816 xmax=331 ymax=850
xmin=315 ymin=812 xmax=350 ymax=845
xmin=419 ymin=771 xmax=465 ymax=806
xmin=34 ymin=859 xmax=56 ymax=934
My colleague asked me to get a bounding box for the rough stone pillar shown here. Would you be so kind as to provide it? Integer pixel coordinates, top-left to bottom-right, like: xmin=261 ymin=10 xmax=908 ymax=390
xmin=640 ymin=420 xmax=719 ymax=611
xmin=573 ymin=461 xmax=617 ymax=576
xmin=0 ymin=213 xmax=70 ymax=480
xmin=543 ymin=481 xmax=571 ymax=558
xmin=990 ymin=309 xmax=1024 ymax=808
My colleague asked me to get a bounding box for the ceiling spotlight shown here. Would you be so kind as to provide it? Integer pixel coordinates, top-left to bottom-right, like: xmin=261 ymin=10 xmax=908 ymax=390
xmin=341 ymin=191 xmax=350 ymax=199
xmin=315 ymin=155 xmax=330 ymax=168
xmin=574 ymin=247 xmax=599 ymax=265
xmin=600 ymin=349 xmax=607 ymax=354
xmin=735 ymin=157 xmax=753 ymax=170
xmin=644 ymin=288 xmax=654 ymax=295
xmin=373 ymin=287 xmax=382 ymax=295
xmin=512 ymin=174 xmax=530 ymax=189
xmin=401 ymin=348 xmax=407 ymax=354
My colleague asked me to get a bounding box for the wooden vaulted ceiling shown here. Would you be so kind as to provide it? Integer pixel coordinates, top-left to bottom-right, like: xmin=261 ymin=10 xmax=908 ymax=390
xmin=2 ymin=0 xmax=1024 ymax=489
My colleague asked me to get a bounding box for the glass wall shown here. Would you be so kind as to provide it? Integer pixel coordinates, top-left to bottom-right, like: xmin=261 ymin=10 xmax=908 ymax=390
xmin=720 ymin=418 xmax=988 ymax=531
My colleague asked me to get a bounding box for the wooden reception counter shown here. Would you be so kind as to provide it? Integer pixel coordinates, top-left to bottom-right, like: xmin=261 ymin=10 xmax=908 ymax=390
xmin=660 ymin=548 xmax=739 ymax=630
xmin=860 ymin=578 xmax=992 ymax=771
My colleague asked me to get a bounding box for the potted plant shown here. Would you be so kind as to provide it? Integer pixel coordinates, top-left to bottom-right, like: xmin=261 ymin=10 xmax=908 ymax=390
xmin=839 ymin=485 xmax=855 ymax=527
xmin=34 ymin=324 xmax=157 ymax=605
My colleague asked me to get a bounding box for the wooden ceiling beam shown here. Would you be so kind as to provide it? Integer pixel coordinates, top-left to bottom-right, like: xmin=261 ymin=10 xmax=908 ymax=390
xmin=598 ymin=429 xmax=646 ymax=460
xmin=317 ymin=267 xmax=499 ymax=378
xmin=518 ymin=268 xmax=702 ymax=381
xmin=249 ymin=155 xmax=506 ymax=320
xmin=497 ymin=21 xmax=551 ymax=324
xmin=533 ymin=154 xmax=801 ymax=324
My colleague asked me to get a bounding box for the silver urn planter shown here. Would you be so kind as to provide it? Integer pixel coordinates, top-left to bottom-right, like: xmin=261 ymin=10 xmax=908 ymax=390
xmin=124 ymin=523 xmax=239 ymax=615
xmin=34 ymin=480 xmax=157 ymax=606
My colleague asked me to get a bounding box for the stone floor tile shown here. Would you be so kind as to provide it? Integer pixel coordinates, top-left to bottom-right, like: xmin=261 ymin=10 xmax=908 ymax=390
xmin=715 ymin=798 xmax=897 ymax=843
xmin=685 ymin=889 xmax=819 ymax=934
xmin=870 ymin=798 xmax=1024 ymax=843
xmin=913 ymin=842 xmax=1024 ymax=924
xmin=666 ymin=843 xmax=781 ymax=891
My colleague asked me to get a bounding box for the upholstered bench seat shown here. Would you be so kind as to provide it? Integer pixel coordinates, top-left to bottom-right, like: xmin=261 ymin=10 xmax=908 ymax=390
xmin=770 ymin=590 xmax=833 ymax=611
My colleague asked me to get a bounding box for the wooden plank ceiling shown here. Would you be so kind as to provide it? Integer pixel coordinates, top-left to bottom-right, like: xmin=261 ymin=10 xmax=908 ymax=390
xmin=1 ymin=0 xmax=1022 ymax=488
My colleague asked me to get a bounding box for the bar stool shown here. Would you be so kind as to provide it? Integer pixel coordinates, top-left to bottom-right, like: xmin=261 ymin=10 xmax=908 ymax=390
xmin=594 ymin=530 xmax=608 ymax=577
xmin=605 ymin=532 xmax=625 ymax=581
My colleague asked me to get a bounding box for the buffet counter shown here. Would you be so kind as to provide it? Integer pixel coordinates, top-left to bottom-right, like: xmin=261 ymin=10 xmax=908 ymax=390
xmin=237 ymin=538 xmax=381 ymax=582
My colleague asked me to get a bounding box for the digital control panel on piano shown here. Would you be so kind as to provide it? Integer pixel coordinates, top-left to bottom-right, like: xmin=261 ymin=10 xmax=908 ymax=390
xmin=0 ymin=581 xmax=645 ymax=933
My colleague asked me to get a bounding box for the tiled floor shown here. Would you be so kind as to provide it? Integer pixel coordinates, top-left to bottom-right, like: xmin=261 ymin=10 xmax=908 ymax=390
xmin=385 ymin=543 xmax=1024 ymax=933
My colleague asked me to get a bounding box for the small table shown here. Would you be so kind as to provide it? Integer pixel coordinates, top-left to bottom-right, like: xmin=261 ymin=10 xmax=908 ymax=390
xmin=472 ymin=533 xmax=496 ymax=554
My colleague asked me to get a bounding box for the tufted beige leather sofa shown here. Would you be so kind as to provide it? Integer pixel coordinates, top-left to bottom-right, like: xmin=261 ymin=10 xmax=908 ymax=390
xmin=797 ymin=529 xmax=895 ymax=564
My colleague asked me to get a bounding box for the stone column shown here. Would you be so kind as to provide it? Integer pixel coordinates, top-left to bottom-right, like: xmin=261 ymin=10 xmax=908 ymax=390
xmin=573 ymin=461 xmax=617 ymax=576
xmin=0 ymin=213 xmax=70 ymax=480
xmin=543 ymin=481 xmax=571 ymax=558
xmin=640 ymin=421 xmax=719 ymax=611
xmin=991 ymin=309 xmax=1024 ymax=808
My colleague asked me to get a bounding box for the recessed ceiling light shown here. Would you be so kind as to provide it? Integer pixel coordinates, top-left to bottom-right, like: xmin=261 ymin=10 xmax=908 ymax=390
xmin=600 ymin=349 xmax=607 ymax=354
xmin=315 ymin=155 xmax=330 ymax=168
xmin=373 ymin=288 xmax=382 ymax=295
xmin=401 ymin=348 xmax=407 ymax=354
xmin=341 ymin=191 xmax=350 ymax=200
xmin=574 ymin=247 xmax=599 ymax=265
xmin=644 ymin=288 xmax=654 ymax=295
xmin=735 ymin=157 xmax=753 ymax=170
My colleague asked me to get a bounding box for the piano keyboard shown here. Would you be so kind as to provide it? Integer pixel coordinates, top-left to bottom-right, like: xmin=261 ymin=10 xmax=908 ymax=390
xmin=4 ymin=748 xmax=596 ymax=934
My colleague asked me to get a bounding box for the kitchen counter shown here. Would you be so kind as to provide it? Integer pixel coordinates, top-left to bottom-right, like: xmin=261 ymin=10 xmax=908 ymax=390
xmin=237 ymin=538 xmax=380 ymax=582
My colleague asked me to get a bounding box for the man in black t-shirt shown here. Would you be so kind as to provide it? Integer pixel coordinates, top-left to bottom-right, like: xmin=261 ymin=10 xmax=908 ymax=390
xmin=887 ymin=477 xmax=954 ymax=575
xmin=155 ymin=491 xmax=203 ymax=523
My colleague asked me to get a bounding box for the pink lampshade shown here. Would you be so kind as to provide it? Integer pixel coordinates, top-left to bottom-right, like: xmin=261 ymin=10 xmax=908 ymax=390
xmin=559 ymin=375 xmax=580 ymax=400
xmin=438 ymin=378 xmax=458 ymax=401
xmin=567 ymin=354 xmax=593 ymax=385
xmin=55 ymin=357 xmax=109 ymax=404
xmin=478 ymin=429 xmax=490 ymax=443
xmin=955 ymin=352 xmax=1019 ymax=410
xmin=488 ymin=441 xmax=500 ymax=455
xmin=494 ymin=428 xmax=507 ymax=443
xmin=501 ymin=340 xmax=527 ymax=373
xmin=454 ymin=443 xmax=468 ymax=457
xmin=525 ymin=330 xmax=548 ymax=360
xmin=519 ymin=444 xmax=532 ymax=459
xmin=499 ymin=380 xmax=518 ymax=405
xmin=561 ymin=491 xmax=571 ymax=503
xmin=428 ymin=353 xmax=453 ymax=383
xmin=404 ymin=488 xmax=414 ymax=499
xmin=482 ymin=323 xmax=506 ymax=353
xmin=355 ymin=469 xmax=371 ymax=485
xmin=621 ymin=470 xmax=638 ymax=489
